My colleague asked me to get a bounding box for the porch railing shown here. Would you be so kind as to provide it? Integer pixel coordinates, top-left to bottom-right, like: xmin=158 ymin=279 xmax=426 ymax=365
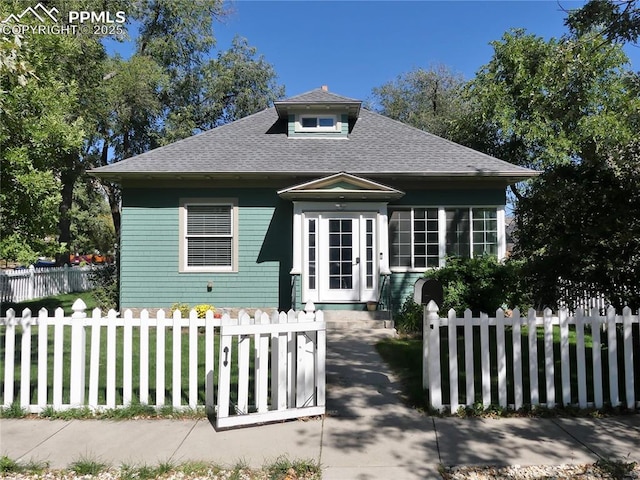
xmin=378 ymin=273 xmax=392 ymax=319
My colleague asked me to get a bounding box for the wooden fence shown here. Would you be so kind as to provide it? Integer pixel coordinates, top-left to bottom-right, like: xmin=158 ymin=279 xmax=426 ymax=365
xmin=0 ymin=265 xmax=94 ymax=303
xmin=217 ymin=309 xmax=325 ymax=428
xmin=557 ymin=278 xmax=609 ymax=313
xmin=422 ymin=301 xmax=639 ymax=413
xmin=0 ymin=300 xmax=326 ymax=429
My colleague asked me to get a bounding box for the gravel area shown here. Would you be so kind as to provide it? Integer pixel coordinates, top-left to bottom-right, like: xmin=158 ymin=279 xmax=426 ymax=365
xmin=443 ymin=462 xmax=640 ymax=479
xmin=2 ymin=463 xmax=639 ymax=479
xmin=0 ymin=466 xmax=320 ymax=480
xmin=0 ymin=469 xmax=306 ymax=480
xmin=0 ymin=473 xmax=267 ymax=480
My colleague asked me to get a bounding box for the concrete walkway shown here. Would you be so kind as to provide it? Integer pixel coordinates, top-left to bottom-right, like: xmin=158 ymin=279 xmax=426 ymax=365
xmin=1 ymin=330 xmax=639 ymax=479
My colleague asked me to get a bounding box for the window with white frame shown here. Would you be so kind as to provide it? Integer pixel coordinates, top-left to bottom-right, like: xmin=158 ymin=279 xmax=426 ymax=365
xmin=389 ymin=208 xmax=439 ymax=269
xmin=296 ymin=114 xmax=339 ymax=132
xmin=472 ymin=208 xmax=498 ymax=255
xmin=445 ymin=208 xmax=470 ymax=258
xmin=179 ymin=199 xmax=238 ymax=272
xmin=389 ymin=207 xmax=500 ymax=270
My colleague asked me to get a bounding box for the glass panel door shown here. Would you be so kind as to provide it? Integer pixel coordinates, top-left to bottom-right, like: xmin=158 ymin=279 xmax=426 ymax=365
xmin=328 ymin=219 xmax=354 ymax=290
xmin=320 ymin=216 xmax=359 ymax=301
xmin=303 ymin=212 xmax=378 ymax=303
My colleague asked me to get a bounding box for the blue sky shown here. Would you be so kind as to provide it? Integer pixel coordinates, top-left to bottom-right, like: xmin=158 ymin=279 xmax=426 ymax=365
xmin=107 ymin=1 xmax=640 ymax=102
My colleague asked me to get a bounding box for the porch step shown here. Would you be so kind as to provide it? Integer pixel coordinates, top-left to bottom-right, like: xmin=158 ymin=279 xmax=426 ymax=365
xmin=322 ymin=310 xmax=395 ymax=330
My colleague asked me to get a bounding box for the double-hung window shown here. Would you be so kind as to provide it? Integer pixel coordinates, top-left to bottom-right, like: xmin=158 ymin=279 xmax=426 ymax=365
xmin=179 ymin=199 xmax=238 ymax=272
xmin=389 ymin=207 xmax=502 ymax=271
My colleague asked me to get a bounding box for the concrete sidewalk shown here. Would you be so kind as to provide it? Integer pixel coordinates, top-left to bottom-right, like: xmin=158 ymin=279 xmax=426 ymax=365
xmin=1 ymin=330 xmax=639 ymax=479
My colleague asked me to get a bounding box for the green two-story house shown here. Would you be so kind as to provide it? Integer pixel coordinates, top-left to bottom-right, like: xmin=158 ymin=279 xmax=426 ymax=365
xmin=91 ymin=87 xmax=536 ymax=313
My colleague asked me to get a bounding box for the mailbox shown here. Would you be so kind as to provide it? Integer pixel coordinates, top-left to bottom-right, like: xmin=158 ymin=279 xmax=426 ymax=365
xmin=414 ymin=278 xmax=443 ymax=307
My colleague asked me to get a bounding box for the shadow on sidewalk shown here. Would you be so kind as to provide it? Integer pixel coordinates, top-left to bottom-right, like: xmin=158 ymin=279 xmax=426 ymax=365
xmin=323 ymin=331 xmax=640 ymax=469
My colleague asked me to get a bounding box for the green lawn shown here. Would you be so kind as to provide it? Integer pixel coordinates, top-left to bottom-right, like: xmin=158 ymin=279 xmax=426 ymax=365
xmin=1 ymin=292 xmax=250 ymax=410
xmin=376 ymin=324 xmax=640 ymax=413
xmin=1 ymin=324 xmax=250 ymax=409
xmin=1 ymin=291 xmax=98 ymax=316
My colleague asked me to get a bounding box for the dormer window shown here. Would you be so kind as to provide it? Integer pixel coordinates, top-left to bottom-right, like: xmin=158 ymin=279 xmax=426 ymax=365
xmin=274 ymin=88 xmax=361 ymax=138
xmin=297 ymin=114 xmax=339 ymax=132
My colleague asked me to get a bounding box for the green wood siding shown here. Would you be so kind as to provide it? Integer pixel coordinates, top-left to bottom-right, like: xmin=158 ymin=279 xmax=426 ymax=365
xmin=389 ymin=271 xmax=425 ymax=313
xmin=120 ymin=188 xmax=292 ymax=309
xmin=390 ymin=188 xmax=505 ymax=207
xmin=120 ymin=182 xmax=506 ymax=313
xmin=288 ymin=114 xmax=295 ymax=136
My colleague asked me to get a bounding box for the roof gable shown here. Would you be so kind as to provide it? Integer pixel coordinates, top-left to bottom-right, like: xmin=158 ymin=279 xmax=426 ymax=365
xmin=278 ymin=172 xmax=405 ymax=200
xmin=274 ymin=87 xmax=361 ymax=120
xmin=276 ymin=88 xmax=360 ymax=104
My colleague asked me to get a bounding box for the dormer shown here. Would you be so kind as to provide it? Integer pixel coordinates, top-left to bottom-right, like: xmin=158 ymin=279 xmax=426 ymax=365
xmin=274 ymin=86 xmax=361 ymax=139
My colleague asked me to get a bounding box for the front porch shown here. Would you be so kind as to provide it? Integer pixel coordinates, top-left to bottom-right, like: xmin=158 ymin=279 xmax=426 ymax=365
xmin=281 ymin=172 xmax=404 ymax=312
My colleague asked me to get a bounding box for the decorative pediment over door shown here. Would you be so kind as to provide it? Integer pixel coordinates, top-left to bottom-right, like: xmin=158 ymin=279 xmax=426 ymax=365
xmin=277 ymin=172 xmax=405 ymax=201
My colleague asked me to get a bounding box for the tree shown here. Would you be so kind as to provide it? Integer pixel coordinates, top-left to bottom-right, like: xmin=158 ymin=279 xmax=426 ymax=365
xmin=565 ymin=0 xmax=640 ymax=44
xmin=0 ymin=8 xmax=87 ymax=264
xmin=94 ymin=53 xmax=168 ymax=238
xmin=464 ymin=28 xmax=640 ymax=307
xmin=460 ymin=30 xmax=638 ymax=198
xmin=54 ymin=34 xmax=108 ymax=265
xmin=160 ymin=36 xmax=285 ymax=143
xmin=371 ymin=65 xmax=470 ymax=141
xmin=1 ymin=1 xmax=121 ymax=265
xmin=513 ymin=148 xmax=640 ymax=311
xmin=92 ymin=3 xmax=285 ymax=236
xmin=69 ymin=177 xmax=116 ymax=255
xmin=1 ymin=0 xmax=284 ymax=264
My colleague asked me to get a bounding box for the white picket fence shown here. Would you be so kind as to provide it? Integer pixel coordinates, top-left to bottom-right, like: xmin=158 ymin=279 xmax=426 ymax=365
xmin=0 ymin=300 xmax=326 ymax=429
xmin=0 ymin=265 xmax=94 ymax=303
xmin=422 ymin=301 xmax=639 ymax=413
xmin=557 ymin=278 xmax=609 ymax=313
xmin=217 ymin=309 xmax=326 ymax=428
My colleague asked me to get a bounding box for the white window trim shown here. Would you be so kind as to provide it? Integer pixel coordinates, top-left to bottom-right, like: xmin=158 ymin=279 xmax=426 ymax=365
xmin=389 ymin=205 xmax=505 ymax=273
xmin=295 ymin=113 xmax=340 ymax=132
xmin=178 ymin=198 xmax=239 ymax=273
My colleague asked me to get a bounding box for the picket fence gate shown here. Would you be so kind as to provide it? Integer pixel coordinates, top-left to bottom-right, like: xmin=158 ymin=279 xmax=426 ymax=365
xmin=0 ymin=299 xmax=326 ymax=429
xmin=422 ymin=301 xmax=639 ymax=413
xmin=0 ymin=265 xmax=94 ymax=303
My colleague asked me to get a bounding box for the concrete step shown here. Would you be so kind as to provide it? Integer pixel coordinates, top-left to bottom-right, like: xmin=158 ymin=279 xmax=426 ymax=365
xmin=322 ymin=310 xmax=395 ymax=330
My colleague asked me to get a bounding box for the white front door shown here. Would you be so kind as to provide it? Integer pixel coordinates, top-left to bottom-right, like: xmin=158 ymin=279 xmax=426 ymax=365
xmin=304 ymin=213 xmax=377 ymax=302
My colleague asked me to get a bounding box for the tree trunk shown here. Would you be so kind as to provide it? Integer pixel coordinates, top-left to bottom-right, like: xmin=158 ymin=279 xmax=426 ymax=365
xmin=57 ymin=167 xmax=77 ymax=266
xmin=99 ymin=181 xmax=122 ymax=240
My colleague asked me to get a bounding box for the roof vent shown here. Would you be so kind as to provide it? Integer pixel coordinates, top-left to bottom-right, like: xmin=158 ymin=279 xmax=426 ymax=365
xmin=321 ymin=85 xmax=328 ymax=91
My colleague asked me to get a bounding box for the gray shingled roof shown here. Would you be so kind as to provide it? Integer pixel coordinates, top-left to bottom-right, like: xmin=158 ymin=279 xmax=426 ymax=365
xmin=91 ymin=89 xmax=537 ymax=181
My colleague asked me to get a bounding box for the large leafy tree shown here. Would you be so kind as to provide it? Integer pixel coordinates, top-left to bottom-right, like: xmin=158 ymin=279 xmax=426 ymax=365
xmin=566 ymin=0 xmax=640 ymax=44
xmin=513 ymin=145 xmax=640 ymax=311
xmin=1 ymin=0 xmax=124 ymax=264
xmin=1 ymin=0 xmax=284 ymax=264
xmin=91 ymin=2 xmax=285 ymax=237
xmin=371 ymin=65 xmax=470 ymax=141
xmin=0 ymin=10 xmax=88 ymax=264
xmin=467 ymin=30 xmax=640 ymax=308
xmin=462 ymin=30 xmax=635 ymax=177
xmin=69 ymin=177 xmax=116 ymax=256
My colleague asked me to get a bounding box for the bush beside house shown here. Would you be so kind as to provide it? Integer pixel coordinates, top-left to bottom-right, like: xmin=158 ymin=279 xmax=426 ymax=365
xmin=394 ymin=256 xmax=531 ymax=333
